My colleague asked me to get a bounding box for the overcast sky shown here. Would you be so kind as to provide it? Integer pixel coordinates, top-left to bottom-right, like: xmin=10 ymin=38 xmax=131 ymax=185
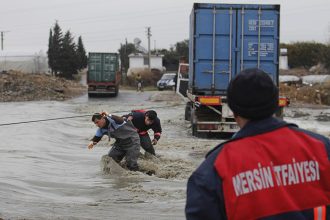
xmin=1 ymin=0 xmax=330 ymax=55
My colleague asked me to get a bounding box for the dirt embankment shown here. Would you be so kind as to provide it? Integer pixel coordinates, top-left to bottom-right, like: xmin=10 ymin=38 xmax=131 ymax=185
xmin=2 ymin=69 xmax=330 ymax=106
xmin=0 ymin=71 xmax=86 ymax=102
xmin=280 ymin=82 xmax=330 ymax=106
xmin=279 ymin=68 xmax=330 ymax=106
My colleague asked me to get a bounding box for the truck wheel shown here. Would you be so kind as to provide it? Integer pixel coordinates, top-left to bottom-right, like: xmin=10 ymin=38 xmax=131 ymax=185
xmin=192 ymin=123 xmax=197 ymax=137
xmin=114 ymin=86 xmax=119 ymax=97
xmin=185 ymin=102 xmax=192 ymax=121
xmin=190 ymin=107 xmax=197 ymax=137
xmin=275 ymin=107 xmax=284 ymax=119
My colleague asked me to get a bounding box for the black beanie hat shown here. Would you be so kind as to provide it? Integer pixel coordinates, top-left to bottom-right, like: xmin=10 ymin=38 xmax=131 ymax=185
xmin=227 ymin=68 xmax=279 ymax=120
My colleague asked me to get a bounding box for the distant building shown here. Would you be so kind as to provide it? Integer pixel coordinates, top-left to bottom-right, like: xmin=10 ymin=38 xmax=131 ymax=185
xmin=127 ymin=53 xmax=165 ymax=77
xmin=279 ymin=48 xmax=289 ymax=70
xmin=128 ymin=53 xmax=163 ymax=70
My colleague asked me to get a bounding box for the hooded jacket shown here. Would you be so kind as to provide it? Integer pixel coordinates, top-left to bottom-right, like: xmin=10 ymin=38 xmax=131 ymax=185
xmin=126 ymin=111 xmax=162 ymax=141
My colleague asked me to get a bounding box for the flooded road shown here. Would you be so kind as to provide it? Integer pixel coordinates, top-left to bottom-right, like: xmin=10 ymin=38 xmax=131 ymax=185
xmin=1 ymin=90 xmax=330 ymax=220
xmin=0 ymin=90 xmax=220 ymax=220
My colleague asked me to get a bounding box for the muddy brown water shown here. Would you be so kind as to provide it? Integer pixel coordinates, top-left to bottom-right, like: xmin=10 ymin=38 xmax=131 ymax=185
xmin=0 ymin=90 xmax=329 ymax=220
xmin=0 ymin=90 xmax=220 ymax=220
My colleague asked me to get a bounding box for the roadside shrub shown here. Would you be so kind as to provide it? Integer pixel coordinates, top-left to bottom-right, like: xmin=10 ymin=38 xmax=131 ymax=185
xmin=280 ymin=82 xmax=330 ymax=105
xmin=127 ymin=69 xmax=162 ymax=87
xmin=284 ymin=42 xmax=327 ymax=69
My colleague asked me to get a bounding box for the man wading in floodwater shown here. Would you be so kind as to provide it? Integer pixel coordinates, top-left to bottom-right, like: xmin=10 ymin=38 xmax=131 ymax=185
xmin=88 ymin=112 xmax=140 ymax=171
xmin=123 ymin=110 xmax=162 ymax=156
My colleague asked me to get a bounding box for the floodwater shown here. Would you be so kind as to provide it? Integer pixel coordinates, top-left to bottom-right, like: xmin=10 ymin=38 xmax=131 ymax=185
xmin=1 ymin=90 xmax=330 ymax=220
xmin=0 ymin=90 xmax=220 ymax=220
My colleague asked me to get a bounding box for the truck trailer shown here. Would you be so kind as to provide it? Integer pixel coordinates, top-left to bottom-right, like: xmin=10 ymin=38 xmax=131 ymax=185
xmin=185 ymin=3 xmax=288 ymax=137
xmin=87 ymin=52 xmax=120 ymax=97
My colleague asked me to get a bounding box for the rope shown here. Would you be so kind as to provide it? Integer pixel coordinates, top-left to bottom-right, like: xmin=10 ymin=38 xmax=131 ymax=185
xmin=0 ymin=114 xmax=91 ymax=126
xmin=0 ymin=103 xmax=185 ymax=127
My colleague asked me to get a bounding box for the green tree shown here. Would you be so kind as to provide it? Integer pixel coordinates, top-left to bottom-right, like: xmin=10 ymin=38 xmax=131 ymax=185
xmin=158 ymin=39 xmax=189 ymax=71
xmin=51 ymin=21 xmax=63 ymax=76
xmin=286 ymin=42 xmax=326 ymax=69
xmin=47 ymin=29 xmax=54 ymax=75
xmin=175 ymin=39 xmax=189 ymax=59
xmin=76 ymin=36 xmax=87 ymax=70
xmin=323 ymin=45 xmax=330 ymax=70
xmin=160 ymin=47 xmax=179 ymax=71
xmin=118 ymin=42 xmax=137 ymax=72
xmin=47 ymin=21 xmax=87 ymax=79
xmin=59 ymin=30 xmax=78 ymax=79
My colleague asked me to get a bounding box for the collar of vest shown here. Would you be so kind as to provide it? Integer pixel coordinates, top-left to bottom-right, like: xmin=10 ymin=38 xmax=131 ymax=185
xmin=206 ymin=117 xmax=297 ymax=158
xmin=102 ymin=117 xmax=110 ymax=129
xmin=234 ymin=117 xmax=296 ymax=139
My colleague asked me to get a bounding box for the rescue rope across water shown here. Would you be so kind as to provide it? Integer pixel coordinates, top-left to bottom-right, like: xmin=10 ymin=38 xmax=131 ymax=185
xmin=0 ymin=104 xmax=185 ymax=127
xmin=0 ymin=114 xmax=92 ymax=126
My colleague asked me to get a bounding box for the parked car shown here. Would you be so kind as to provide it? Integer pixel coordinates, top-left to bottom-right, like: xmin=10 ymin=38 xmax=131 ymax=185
xmin=157 ymin=73 xmax=177 ymax=90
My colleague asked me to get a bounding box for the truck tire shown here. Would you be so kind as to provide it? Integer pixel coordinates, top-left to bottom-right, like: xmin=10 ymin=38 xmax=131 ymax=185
xmin=192 ymin=123 xmax=197 ymax=137
xmin=190 ymin=108 xmax=199 ymax=137
xmin=113 ymin=86 xmax=119 ymax=97
xmin=184 ymin=102 xmax=192 ymax=121
xmin=275 ymin=106 xmax=284 ymax=119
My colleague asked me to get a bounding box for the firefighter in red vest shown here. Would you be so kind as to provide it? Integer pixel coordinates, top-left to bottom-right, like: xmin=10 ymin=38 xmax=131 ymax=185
xmin=123 ymin=110 xmax=162 ymax=156
xmin=185 ymin=68 xmax=330 ymax=220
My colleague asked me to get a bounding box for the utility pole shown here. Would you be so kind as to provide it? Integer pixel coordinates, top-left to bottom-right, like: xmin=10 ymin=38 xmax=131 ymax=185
xmin=146 ymin=27 xmax=151 ymax=70
xmin=328 ymin=22 xmax=330 ymax=44
xmin=120 ymin=43 xmax=123 ymax=84
xmin=125 ymin=37 xmax=128 ymax=69
xmin=125 ymin=38 xmax=128 ymax=84
xmin=0 ymin=31 xmax=10 ymax=50
xmin=154 ymin=40 xmax=156 ymax=53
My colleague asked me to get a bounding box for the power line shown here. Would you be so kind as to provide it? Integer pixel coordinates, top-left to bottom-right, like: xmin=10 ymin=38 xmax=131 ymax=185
xmin=5 ymin=20 xmax=188 ymax=46
xmin=5 ymin=6 xmax=188 ymax=30
xmin=0 ymin=104 xmax=185 ymax=127
xmin=0 ymin=114 xmax=91 ymax=126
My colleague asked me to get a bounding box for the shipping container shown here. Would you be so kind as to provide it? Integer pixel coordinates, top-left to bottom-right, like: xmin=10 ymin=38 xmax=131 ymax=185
xmin=184 ymin=3 xmax=288 ymax=137
xmin=87 ymin=52 xmax=120 ymax=97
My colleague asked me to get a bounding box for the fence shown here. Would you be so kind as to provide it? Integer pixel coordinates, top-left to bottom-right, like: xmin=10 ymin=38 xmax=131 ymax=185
xmin=0 ymin=54 xmax=48 ymax=73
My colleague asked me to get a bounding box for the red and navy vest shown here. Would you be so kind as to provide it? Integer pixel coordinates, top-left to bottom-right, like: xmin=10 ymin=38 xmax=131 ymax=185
xmin=214 ymin=126 xmax=330 ymax=220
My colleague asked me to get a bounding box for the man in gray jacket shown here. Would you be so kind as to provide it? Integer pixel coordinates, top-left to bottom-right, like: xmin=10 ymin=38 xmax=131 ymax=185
xmin=88 ymin=112 xmax=140 ymax=171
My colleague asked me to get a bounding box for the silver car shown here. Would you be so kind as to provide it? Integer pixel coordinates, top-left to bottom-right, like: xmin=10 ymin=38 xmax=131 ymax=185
xmin=157 ymin=73 xmax=176 ymax=90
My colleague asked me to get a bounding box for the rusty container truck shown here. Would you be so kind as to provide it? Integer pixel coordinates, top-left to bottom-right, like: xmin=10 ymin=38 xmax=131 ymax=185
xmin=87 ymin=52 xmax=120 ymax=97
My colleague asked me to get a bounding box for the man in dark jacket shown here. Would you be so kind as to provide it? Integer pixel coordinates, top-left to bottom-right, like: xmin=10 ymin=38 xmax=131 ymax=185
xmin=124 ymin=110 xmax=162 ymax=156
xmin=185 ymin=68 xmax=330 ymax=220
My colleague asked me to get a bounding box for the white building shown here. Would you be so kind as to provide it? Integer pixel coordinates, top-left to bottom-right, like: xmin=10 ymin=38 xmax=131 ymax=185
xmin=279 ymin=48 xmax=289 ymax=70
xmin=128 ymin=53 xmax=163 ymax=70
xmin=127 ymin=53 xmax=165 ymax=76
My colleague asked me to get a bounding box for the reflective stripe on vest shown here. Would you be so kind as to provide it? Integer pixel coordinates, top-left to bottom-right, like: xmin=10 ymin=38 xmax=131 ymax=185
xmin=132 ymin=109 xmax=146 ymax=113
xmin=139 ymin=131 xmax=148 ymax=135
xmin=314 ymin=206 xmax=326 ymax=220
